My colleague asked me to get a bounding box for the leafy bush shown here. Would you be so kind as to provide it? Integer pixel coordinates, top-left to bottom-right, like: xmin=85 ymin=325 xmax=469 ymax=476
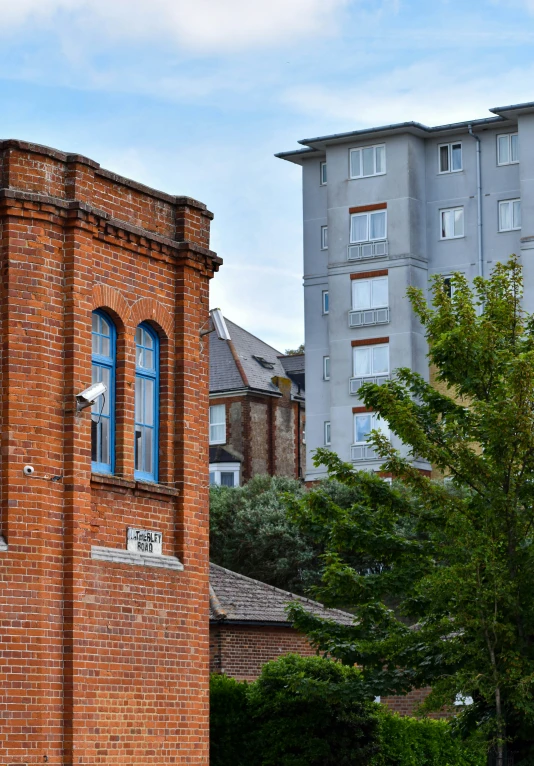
xmin=372 ymin=709 xmax=486 ymax=766
xmin=210 ymin=655 xmax=380 ymax=766
xmin=209 ymin=673 xmax=251 ymax=766
xmin=249 ymin=654 xmax=380 ymax=766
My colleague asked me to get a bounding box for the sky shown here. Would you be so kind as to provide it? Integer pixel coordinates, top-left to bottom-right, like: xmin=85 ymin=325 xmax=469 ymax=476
xmin=1 ymin=0 xmax=534 ymax=351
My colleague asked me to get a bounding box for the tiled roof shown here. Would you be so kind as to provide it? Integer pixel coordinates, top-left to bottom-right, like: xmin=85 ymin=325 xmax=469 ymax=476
xmin=209 ymin=445 xmax=242 ymax=464
xmin=209 ymin=318 xmax=304 ymax=400
xmin=209 ymin=563 xmax=354 ymax=626
xmin=279 ymin=353 xmax=305 ymax=374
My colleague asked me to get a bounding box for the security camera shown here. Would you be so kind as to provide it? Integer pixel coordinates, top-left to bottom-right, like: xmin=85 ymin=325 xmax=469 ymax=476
xmin=76 ymin=381 xmax=107 ymax=412
xmin=209 ymin=309 xmax=231 ymax=341
xmin=23 ymin=465 xmax=35 ymax=476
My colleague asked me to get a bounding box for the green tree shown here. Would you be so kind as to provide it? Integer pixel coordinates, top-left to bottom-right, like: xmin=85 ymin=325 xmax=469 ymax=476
xmin=209 ymin=475 xmax=322 ymax=593
xmin=287 ymin=258 xmax=534 ymax=763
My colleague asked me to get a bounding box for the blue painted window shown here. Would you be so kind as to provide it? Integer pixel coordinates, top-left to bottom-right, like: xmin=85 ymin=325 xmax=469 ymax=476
xmin=91 ymin=310 xmax=115 ymax=474
xmin=135 ymin=323 xmax=159 ymax=482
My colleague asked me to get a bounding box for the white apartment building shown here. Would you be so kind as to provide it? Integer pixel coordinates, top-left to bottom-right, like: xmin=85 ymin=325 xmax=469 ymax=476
xmin=277 ymin=102 xmax=534 ymax=481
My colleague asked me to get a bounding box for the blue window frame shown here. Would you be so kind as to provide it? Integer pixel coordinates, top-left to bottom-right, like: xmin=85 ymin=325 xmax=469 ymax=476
xmin=91 ymin=310 xmax=115 ymax=474
xmin=135 ymin=323 xmax=159 ymax=482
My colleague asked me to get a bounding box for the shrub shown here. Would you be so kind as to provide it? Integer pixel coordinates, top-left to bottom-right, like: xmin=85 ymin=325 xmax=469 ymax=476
xmin=372 ymin=708 xmax=487 ymax=766
xmin=249 ymin=655 xmax=380 ymax=766
xmin=209 ymin=673 xmax=251 ymax=766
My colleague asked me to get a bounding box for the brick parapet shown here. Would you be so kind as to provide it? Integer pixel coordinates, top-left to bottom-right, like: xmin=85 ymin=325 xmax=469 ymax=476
xmin=0 ymin=142 xmax=217 ymax=763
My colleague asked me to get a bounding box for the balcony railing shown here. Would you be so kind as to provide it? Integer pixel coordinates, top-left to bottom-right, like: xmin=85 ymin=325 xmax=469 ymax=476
xmin=349 ymin=374 xmax=390 ymax=396
xmin=350 ymin=444 xmax=381 ymax=461
xmin=348 ymin=240 xmax=388 ymax=261
xmin=349 ymin=307 xmax=390 ymax=328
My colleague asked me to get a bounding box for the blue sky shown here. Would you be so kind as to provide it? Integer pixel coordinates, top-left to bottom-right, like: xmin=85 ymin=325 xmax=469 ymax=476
xmin=1 ymin=0 xmax=534 ymax=350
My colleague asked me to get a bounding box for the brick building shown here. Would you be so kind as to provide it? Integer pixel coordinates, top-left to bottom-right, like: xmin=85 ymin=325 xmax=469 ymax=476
xmin=209 ymin=562 xmax=352 ymax=681
xmin=209 ymin=321 xmax=305 ymax=485
xmin=0 ymin=139 xmax=220 ymax=764
xmin=209 ymin=563 xmax=435 ymax=715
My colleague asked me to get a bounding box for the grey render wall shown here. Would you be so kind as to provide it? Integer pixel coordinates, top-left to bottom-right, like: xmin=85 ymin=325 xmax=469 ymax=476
xmin=283 ymin=106 xmax=530 ymax=481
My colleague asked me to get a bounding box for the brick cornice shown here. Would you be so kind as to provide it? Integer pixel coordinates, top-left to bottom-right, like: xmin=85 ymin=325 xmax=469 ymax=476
xmin=350 ymin=269 xmax=388 ymax=280
xmin=0 ymin=190 xmax=222 ymax=273
xmin=351 ymin=336 xmax=389 ymax=347
xmin=349 ymin=202 xmax=387 ymax=214
xmin=0 ymin=139 xmax=213 ymax=216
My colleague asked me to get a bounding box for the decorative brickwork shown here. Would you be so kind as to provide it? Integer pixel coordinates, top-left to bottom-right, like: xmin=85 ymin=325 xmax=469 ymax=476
xmin=0 ymin=140 xmax=221 ymax=764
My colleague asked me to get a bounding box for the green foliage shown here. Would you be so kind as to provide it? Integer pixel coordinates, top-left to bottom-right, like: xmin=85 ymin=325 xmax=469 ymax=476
xmin=210 ymin=674 xmax=251 ymax=766
xmin=209 ymin=475 xmax=321 ymax=593
xmin=210 ymin=658 xmax=485 ymax=766
xmin=210 ymin=655 xmax=380 ymax=766
xmin=286 ymin=258 xmax=534 ymax=758
xmin=249 ymin=654 xmax=380 ymax=766
xmin=284 ymin=343 xmax=305 ymax=355
xmin=373 ymin=710 xmax=486 ymax=766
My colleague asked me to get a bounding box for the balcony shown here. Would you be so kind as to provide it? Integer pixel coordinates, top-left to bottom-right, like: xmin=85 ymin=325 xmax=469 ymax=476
xmin=350 ymin=444 xmax=381 ymax=461
xmin=349 ymin=307 xmax=390 ymax=328
xmin=348 ymin=240 xmax=388 ymax=261
xmin=349 ymin=374 xmax=390 ymax=396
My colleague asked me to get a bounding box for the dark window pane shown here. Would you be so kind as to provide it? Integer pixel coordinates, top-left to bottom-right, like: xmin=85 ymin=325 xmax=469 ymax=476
xmin=220 ymin=472 xmax=235 ymax=487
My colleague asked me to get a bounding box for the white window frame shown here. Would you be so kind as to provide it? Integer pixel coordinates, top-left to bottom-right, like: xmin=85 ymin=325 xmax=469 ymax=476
xmin=321 ymin=225 xmax=328 ymax=250
xmin=350 ymin=210 xmax=387 ymax=244
xmin=440 ymin=207 xmax=464 ymax=240
xmin=320 ymin=161 xmax=327 ymax=185
xmin=352 ymin=344 xmax=389 ymax=378
xmin=438 ymin=142 xmax=463 ymax=174
xmin=497 ymin=133 xmax=518 ymax=166
xmin=209 ymin=462 xmax=240 ymax=487
xmin=209 ymin=404 xmax=226 ymax=445
xmin=323 ymin=355 xmax=330 ymax=380
xmin=442 ymin=275 xmax=456 ymax=299
xmin=351 ymin=276 xmax=388 ymax=311
xmin=322 ymin=290 xmax=329 ymax=315
xmin=324 ymin=421 xmax=331 ymax=446
xmin=353 ymin=412 xmax=389 ymax=445
xmin=349 ymin=144 xmax=386 ymax=179
xmin=498 ymin=199 xmax=521 ymax=232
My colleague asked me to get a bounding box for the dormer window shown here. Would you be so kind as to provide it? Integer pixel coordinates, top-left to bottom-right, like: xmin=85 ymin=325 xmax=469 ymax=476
xmin=253 ymin=355 xmax=275 ymax=369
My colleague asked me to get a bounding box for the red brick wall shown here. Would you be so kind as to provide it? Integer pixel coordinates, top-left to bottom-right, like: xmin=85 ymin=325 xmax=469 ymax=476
xmin=210 ymin=623 xmax=316 ymax=681
xmin=210 ymin=623 xmax=435 ymax=716
xmin=0 ymin=140 xmax=220 ymax=765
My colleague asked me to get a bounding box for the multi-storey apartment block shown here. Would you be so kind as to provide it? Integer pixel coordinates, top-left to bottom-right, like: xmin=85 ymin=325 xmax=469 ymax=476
xmin=277 ymin=102 xmax=534 ymax=481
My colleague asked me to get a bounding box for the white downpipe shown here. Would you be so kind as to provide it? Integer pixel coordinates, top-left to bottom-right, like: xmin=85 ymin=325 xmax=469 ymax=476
xmin=468 ymin=124 xmax=483 ymax=278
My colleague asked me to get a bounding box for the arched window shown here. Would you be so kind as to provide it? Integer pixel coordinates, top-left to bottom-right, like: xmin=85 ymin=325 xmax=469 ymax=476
xmin=91 ymin=310 xmax=115 ymax=474
xmin=135 ymin=323 xmax=159 ymax=482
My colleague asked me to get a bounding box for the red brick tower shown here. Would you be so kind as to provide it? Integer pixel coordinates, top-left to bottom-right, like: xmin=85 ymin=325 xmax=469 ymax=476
xmin=0 ymin=140 xmax=221 ymax=764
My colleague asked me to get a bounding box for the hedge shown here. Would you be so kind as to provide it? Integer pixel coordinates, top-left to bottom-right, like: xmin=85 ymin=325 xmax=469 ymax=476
xmin=373 ymin=708 xmax=486 ymax=766
xmin=210 ymin=655 xmax=487 ymax=766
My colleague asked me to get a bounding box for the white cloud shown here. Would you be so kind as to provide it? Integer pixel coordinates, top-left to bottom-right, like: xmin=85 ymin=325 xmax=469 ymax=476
xmin=0 ymin=0 xmax=351 ymax=52
xmin=282 ymin=59 xmax=534 ymax=129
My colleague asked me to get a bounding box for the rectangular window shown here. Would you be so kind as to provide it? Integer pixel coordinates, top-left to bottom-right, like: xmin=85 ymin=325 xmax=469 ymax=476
xmin=349 ymin=144 xmax=386 ymax=179
xmin=497 ymin=133 xmax=518 ymax=166
xmin=352 ymin=276 xmax=388 ymax=310
xmin=442 ymin=275 xmax=455 ymax=298
xmin=438 ymin=142 xmax=462 ymax=173
xmin=323 ymin=356 xmax=330 ymax=380
xmin=320 ymin=161 xmax=327 ymax=185
xmin=350 ymin=210 xmax=387 ymax=243
xmin=353 ymin=344 xmax=389 ymax=377
xmin=440 ymin=207 xmax=464 ymax=239
xmin=321 ymin=225 xmax=328 ymax=250
xmin=353 ymin=412 xmax=389 ymax=444
xmin=322 ymin=290 xmax=329 ymax=315
xmin=209 ymin=462 xmax=240 ymax=487
xmin=209 ymin=404 xmax=226 ymax=444
xmin=499 ymin=199 xmax=521 ymax=231
xmin=324 ymin=421 xmax=331 ymax=446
